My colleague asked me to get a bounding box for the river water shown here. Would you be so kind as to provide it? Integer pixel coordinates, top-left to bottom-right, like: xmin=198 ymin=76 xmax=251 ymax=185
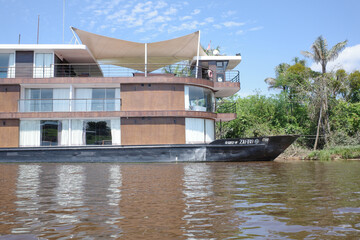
xmin=0 ymin=161 xmax=359 ymax=239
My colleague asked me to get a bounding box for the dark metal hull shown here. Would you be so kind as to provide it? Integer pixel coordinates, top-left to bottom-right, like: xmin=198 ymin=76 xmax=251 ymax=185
xmin=0 ymin=135 xmax=298 ymax=163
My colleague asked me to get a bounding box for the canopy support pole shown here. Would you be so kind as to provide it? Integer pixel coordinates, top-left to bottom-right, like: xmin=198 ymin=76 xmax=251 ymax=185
xmin=145 ymin=43 xmax=148 ymax=77
xmin=70 ymin=27 xmax=80 ymax=44
xmin=195 ymin=31 xmax=200 ymax=79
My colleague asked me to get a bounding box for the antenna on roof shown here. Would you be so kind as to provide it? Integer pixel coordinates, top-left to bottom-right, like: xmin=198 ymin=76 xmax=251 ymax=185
xmin=18 ymin=34 xmax=21 ymax=44
xmin=63 ymin=0 xmax=65 ymax=43
xmin=37 ymin=15 xmax=40 ymax=44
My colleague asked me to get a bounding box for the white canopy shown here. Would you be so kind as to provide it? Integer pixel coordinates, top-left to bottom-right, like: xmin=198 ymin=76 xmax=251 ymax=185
xmin=72 ymin=27 xmax=207 ymax=72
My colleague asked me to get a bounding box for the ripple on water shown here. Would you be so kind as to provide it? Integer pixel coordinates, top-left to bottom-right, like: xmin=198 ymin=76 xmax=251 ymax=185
xmin=0 ymin=161 xmax=359 ymax=239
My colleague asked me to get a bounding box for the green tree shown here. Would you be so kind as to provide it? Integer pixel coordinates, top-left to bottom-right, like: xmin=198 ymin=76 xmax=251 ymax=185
xmin=301 ymin=36 xmax=347 ymax=74
xmin=349 ymin=71 xmax=360 ymax=102
xmin=301 ymin=36 xmax=347 ymax=149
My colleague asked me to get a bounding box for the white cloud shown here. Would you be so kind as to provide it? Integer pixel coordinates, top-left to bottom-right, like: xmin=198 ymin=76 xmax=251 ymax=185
xmin=205 ymin=17 xmax=214 ymax=23
xmin=180 ymin=16 xmax=192 ymax=21
xmin=145 ymin=10 xmax=158 ymax=19
xmin=164 ymin=7 xmax=177 ymax=15
xmin=132 ymin=1 xmax=152 ymax=14
xmin=148 ymin=15 xmax=171 ymax=24
xmin=168 ymin=21 xmax=199 ymax=32
xmin=106 ymin=9 xmax=127 ymax=20
xmin=249 ymin=26 xmax=263 ymax=31
xmin=310 ymin=44 xmax=360 ymax=73
xmin=191 ymin=9 xmax=201 ymax=15
xmin=79 ymin=0 xmax=257 ymax=40
xmin=154 ymin=1 xmax=167 ymax=9
xmin=223 ymin=10 xmax=236 ymax=17
xmin=223 ymin=21 xmax=245 ymax=27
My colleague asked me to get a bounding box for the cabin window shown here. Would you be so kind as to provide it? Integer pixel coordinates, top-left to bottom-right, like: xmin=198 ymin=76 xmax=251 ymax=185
xmin=25 ymin=88 xmax=53 ymax=112
xmin=185 ymin=86 xmax=215 ymax=112
xmin=85 ymin=120 xmax=112 ymax=145
xmin=0 ymin=53 xmax=15 ymax=78
xmin=75 ymin=88 xmax=120 ymax=112
xmin=92 ymin=88 xmax=116 ymax=111
xmin=185 ymin=118 xmax=214 ymax=144
xmin=40 ymin=120 xmax=59 ymax=146
xmin=34 ymin=53 xmax=53 ymax=78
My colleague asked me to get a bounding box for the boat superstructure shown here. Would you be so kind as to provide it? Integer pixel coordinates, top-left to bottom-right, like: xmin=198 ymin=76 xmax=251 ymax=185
xmin=0 ymin=29 xmax=240 ymax=150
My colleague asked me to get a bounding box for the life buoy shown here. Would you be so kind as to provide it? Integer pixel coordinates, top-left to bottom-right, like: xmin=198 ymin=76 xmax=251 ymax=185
xmin=208 ymin=70 xmax=213 ymax=78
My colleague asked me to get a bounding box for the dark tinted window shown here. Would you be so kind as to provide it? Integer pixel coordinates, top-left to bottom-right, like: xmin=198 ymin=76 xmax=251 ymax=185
xmin=85 ymin=120 xmax=112 ymax=145
xmin=41 ymin=120 xmax=59 ymax=146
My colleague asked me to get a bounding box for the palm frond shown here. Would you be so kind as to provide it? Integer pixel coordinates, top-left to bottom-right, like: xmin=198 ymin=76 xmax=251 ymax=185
xmin=328 ymin=40 xmax=348 ymax=61
xmin=301 ymin=50 xmax=314 ymax=60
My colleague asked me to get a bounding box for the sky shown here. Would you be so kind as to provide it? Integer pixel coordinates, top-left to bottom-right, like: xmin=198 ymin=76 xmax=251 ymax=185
xmin=1 ymin=0 xmax=360 ymax=96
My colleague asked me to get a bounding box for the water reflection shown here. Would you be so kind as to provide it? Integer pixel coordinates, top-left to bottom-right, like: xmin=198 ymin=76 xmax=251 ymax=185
xmin=183 ymin=163 xmax=214 ymax=238
xmin=107 ymin=165 xmax=122 ymax=207
xmin=0 ymin=162 xmax=359 ymax=239
xmin=12 ymin=165 xmax=41 ymax=234
xmin=105 ymin=165 xmax=123 ymax=238
xmin=118 ymin=164 xmax=185 ymax=239
xmin=55 ymin=165 xmax=85 ymax=223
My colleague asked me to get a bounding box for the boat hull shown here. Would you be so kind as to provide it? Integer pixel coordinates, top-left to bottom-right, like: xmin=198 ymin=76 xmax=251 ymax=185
xmin=0 ymin=135 xmax=298 ymax=163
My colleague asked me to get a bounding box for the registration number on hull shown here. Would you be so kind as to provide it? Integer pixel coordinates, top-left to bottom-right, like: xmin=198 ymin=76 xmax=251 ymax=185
xmin=225 ymin=138 xmax=269 ymax=145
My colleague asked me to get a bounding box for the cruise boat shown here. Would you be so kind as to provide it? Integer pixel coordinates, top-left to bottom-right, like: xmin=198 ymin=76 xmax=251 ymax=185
xmin=0 ymin=28 xmax=297 ymax=162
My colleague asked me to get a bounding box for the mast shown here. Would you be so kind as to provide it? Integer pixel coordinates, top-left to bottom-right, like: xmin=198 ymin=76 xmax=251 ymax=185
xmin=145 ymin=43 xmax=148 ymax=77
xmin=63 ymin=0 xmax=65 ymax=43
xmin=195 ymin=30 xmax=200 ymax=78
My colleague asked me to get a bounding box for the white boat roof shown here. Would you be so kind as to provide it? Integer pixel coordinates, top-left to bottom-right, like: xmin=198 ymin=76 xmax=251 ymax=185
xmin=0 ymin=30 xmax=242 ymax=71
xmin=191 ymin=55 xmax=242 ymax=70
xmin=0 ymin=44 xmax=97 ymax=64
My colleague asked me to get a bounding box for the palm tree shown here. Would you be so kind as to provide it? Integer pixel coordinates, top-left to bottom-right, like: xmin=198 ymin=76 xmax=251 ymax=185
xmin=301 ymin=36 xmax=347 ymax=74
xmin=301 ymin=36 xmax=347 ymax=149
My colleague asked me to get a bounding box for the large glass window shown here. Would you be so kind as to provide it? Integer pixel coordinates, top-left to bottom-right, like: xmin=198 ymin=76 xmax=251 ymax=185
xmin=85 ymin=120 xmax=112 ymax=145
xmin=75 ymin=88 xmax=119 ymax=111
xmin=92 ymin=88 xmax=116 ymax=111
xmin=25 ymin=88 xmax=53 ymax=112
xmin=185 ymin=86 xmax=215 ymax=112
xmin=40 ymin=120 xmax=59 ymax=146
xmin=0 ymin=53 xmax=15 ymax=78
xmin=34 ymin=53 xmax=53 ymax=78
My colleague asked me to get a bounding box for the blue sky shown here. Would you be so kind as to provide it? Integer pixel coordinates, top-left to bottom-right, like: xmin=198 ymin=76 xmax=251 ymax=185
xmin=1 ymin=0 xmax=360 ymax=96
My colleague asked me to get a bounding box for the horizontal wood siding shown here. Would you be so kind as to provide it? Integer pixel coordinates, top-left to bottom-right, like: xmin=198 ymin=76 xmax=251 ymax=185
xmin=0 ymin=85 xmax=20 ymax=112
xmin=121 ymin=84 xmax=185 ymax=111
xmin=121 ymin=117 xmax=185 ymax=145
xmin=0 ymin=119 xmax=19 ymax=148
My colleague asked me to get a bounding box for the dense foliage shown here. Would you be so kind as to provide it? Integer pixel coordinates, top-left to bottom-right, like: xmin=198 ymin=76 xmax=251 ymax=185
xmin=217 ymin=61 xmax=360 ymax=149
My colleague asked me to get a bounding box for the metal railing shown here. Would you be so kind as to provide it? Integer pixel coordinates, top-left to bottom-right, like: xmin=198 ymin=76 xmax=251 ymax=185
xmin=216 ymin=100 xmax=237 ymax=113
xmin=227 ymin=70 xmax=240 ymax=82
xmin=1 ymin=64 xmax=240 ymax=83
xmin=18 ymin=98 xmax=121 ymax=112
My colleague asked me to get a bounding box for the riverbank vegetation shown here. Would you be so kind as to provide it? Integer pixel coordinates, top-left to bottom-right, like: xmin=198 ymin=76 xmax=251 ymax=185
xmin=307 ymin=145 xmax=360 ymax=161
xmin=216 ymin=36 xmax=360 ymax=160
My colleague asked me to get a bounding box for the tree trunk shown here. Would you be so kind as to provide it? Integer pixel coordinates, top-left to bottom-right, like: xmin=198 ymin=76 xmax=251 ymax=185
xmin=314 ymin=105 xmax=322 ymax=150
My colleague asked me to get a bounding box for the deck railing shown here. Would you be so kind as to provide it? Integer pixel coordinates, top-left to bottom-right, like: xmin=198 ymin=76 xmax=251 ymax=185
xmin=18 ymin=98 xmax=121 ymax=112
xmin=216 ymin=100 xmax=237 ymax=113
xmin=0 ymin=64 xmax=240 ymax=83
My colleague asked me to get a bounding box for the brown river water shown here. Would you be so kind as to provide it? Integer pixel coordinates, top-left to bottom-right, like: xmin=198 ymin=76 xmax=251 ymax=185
xmin=0 ymin=161 xmax=359 ymax=239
